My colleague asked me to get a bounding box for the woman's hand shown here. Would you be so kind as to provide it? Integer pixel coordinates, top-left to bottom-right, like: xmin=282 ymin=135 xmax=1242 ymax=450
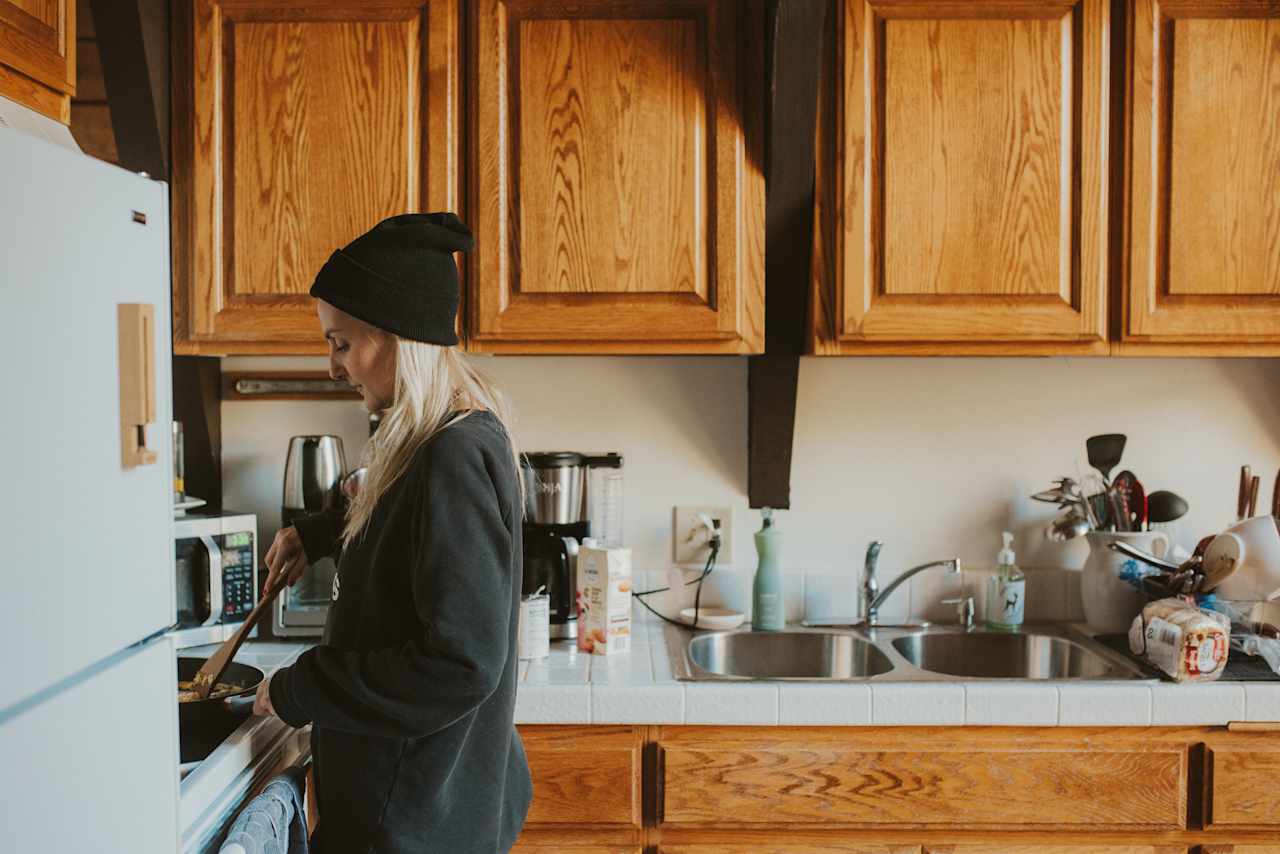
xmin=254 ymin=674 xmax=276 ymax=717
xmin=264 ymin=526 xmax=308 ymax=592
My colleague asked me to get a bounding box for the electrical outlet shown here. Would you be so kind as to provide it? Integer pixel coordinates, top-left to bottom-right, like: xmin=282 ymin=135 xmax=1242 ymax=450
xmin=672 ymin=506 xmax=734 ymax=566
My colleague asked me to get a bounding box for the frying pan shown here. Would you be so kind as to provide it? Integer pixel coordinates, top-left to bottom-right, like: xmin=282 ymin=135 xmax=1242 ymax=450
xmin=176 ymin=656 xmax=265 ymax=763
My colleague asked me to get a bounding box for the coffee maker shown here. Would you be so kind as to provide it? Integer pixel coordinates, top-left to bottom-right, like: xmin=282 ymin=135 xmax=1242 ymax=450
xmin=521 ymin=452 xmax=623 ymax=639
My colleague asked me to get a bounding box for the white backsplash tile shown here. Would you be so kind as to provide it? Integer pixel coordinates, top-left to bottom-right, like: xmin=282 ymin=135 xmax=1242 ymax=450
xmin=802 ymin=572 xmax=860 ymax=624
xmin=1151 ymin=684 xmax=1246 ymax=725
xmin=592 ymin=684 xmax=684 ymax=724
xmin=1064 ymin=570 xmax=1086 ymax=622
xmin=871 ymin=684 xmax=965 ymax=725
xmin=685 ymin=683 xmax=779 ymax=725
xmin=965 ymin=684 xmax=1059 ymax=725
xmin=1058 ymin=685 xmax=1151 ymax=725
xmin=779 ymin=684 xmax=872 ymax=725
xmin=1023 ymin=567 xmax=1069 ymax=622
xmin=1245 ymin=684 xmax=1280 ymax=722
xmin=909 ymin=564 xmax=969 ymax=624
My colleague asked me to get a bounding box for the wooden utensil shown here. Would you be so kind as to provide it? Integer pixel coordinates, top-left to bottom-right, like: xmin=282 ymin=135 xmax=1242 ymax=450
xmin=189 ymin=576 xmax=288 ymax=700
xmin=1248 ymin=475 xmax=1261 ymax=519
xmin=1272 ymin=469 xmax=1280 ymax=520
xmin=1239 ymin=465 xmax=1253 ymax=520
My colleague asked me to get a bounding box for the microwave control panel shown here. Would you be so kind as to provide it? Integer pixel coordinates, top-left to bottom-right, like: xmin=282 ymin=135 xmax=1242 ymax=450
xmin=220 ymin=531 xmax=256 ymax=621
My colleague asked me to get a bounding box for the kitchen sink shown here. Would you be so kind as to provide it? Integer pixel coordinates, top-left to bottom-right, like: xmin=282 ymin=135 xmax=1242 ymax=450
xmin=688 ymin=630 xmax=894 ymax=679
xmin=665 ymin=622 xmax=1151 ymax=682
xmin=889 ymin=629 xmax=1139 ymax=679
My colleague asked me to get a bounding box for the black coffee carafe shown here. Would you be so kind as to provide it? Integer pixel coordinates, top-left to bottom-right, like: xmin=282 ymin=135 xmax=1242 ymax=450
xmin=520 ymin=452 xmax=623 ymax=640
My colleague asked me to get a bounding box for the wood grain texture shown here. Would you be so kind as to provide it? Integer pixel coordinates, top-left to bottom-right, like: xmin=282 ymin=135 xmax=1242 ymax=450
xmin=658 ymin=727 xmax=1187 ymax=830
xmin=176 ymin=0 xmax=460 ymax=353
xmin=923 ymin=847 xmax=1187 ymax=854
xmin=0 ymin=0 xmax=73 ymax=94
xmin=1167 ymin=17 xmax=1280 ymax=296
xmin=230 ymin=18 xmax=415 ymax=297
xmin=1123 ymin=0 xmax=1280 ymax=343
xmin=884 ymin=17 xmax=1063 ymax=299
xmin=519 ymin=725 xmax=643 ymax=828
xmin=74 ymin=36 xmax=102 ymax=98
xmin=469 ymin=0 xmax=765 ymax=353
xmin=1208 ymin=748 xmax=1280 ymax=828
xmin=517 ymin=17 xmax=703 ymax=297
xmin=0 ymin=57 xmax=66 ymax=120
xmin=662 ymin=845 xmax=920 ymax=854
xmin=812 ymin=0 xmax=1110 ymax=351
xmin=1201 ymin=847 xmax=1280 ymax=854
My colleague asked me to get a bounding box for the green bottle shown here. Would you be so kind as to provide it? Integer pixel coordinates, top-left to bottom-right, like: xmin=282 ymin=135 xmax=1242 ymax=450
xmin=752 ymin=508 xmax=785 ymax=631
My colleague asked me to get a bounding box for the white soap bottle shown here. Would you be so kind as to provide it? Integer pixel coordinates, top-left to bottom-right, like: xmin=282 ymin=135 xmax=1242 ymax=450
xmin=985 ymin=531 xmax=1025 ymax=631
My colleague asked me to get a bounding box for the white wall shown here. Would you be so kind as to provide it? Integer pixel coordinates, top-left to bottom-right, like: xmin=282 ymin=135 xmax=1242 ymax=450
xmin=220 ymin=355 xmax=1280 ymax=623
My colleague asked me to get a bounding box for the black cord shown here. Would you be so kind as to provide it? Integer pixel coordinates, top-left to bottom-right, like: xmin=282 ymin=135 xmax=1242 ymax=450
xmin=634 ymin=538 xmax=720 ymax=630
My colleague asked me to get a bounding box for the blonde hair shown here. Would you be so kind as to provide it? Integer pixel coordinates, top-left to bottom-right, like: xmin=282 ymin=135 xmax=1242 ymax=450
xmin=342 ymin=339 xmax=522 ymax=545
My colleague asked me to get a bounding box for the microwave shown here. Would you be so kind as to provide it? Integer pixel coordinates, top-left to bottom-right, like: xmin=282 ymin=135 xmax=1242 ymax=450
xmin=172 ymin=510 xmax=259 ymax=649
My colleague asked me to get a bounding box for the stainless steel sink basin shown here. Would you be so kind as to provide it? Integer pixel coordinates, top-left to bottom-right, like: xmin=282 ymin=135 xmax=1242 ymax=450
xmin=688 ymin=630 xmax=894 ymax=679
xmin=890 ymin=630 xmax=1136 ymax=679
xmin=664 ymin=622 xmax=1152 ymax=682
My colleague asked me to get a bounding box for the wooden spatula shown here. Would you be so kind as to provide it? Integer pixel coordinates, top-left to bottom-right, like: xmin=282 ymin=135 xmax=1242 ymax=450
xmin=189 ymin=576 xmax=288 ymax=700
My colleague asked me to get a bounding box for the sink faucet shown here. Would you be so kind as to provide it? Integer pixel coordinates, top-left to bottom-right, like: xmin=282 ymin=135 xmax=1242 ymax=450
xmin=860 ymin=541 xmax=961 ymax=627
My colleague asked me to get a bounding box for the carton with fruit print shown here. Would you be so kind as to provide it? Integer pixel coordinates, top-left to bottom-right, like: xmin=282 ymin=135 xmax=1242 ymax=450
xmin=576 ymin=545 xmax=632 ymax=655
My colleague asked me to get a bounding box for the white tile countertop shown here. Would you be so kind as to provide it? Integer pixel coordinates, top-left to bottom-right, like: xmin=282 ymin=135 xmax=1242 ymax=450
xmin=516 ymin=606 xmax=1280 ymax=727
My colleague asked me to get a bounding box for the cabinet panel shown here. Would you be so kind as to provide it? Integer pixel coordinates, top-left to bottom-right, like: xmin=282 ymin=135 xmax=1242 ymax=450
xmin=469 ymin=0 xmax=764 ymax=353
xmin=1208 ymin=746 xmax=1280 ymax=829
xmin=659 ymin=727 xmax=1186 ymax=830
xmin=519 ymin=725 xmax=643 ymax=828
xmin=923 ymin=847 xmax=1186 ymax=854
xmin=663 ymin=845 xmax=919 ymax=854
xmin=0 ymin=0 xmax=72 ymax=94
xmin=1124 ymin=0 xmax=1280 ymax=345
xmin=812 ymin=0 xmax=1109 ymax=353
xmin=175 ymin=0 xmax=460 ymax=353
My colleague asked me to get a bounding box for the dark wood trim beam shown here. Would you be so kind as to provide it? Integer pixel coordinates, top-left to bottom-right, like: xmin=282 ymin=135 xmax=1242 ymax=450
xmin=172 ymin=356 xmax=222 ymax=512
xmin=90 ymin=0 xmax=168 ymax=177
xmin=748 ymin=0 xmax=827 ymax=510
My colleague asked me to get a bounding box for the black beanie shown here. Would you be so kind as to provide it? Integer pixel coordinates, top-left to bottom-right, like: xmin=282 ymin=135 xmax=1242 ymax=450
xmin=309 ymin=212 xmax=474 ymax=345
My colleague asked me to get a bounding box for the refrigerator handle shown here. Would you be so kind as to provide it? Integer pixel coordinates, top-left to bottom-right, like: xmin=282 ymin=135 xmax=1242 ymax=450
xmin=118 ymin=303 xmax=158 ymax=468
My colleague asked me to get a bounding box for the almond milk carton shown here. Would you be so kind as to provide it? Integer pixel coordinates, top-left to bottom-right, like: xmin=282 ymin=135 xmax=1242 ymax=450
xmin=576 ymin=545 xmax=632 ymax=655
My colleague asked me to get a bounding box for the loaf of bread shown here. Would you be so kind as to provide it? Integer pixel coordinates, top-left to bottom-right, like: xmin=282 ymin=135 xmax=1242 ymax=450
xmin=1128 ymin=597 xmax=1230 ymax=682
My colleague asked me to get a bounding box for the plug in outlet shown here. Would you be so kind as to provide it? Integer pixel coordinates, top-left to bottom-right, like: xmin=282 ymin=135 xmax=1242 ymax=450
xmin=672 ymin=506 xmax=734 ymax=566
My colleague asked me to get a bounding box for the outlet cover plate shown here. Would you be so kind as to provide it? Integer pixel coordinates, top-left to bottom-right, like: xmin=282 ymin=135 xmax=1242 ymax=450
xmin=673 ymin=505 xmax=734 ymax=566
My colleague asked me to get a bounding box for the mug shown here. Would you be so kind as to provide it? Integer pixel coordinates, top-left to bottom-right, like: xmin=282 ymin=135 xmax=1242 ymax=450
xmin=1213 ymin=515 xmax=1280 ymax=602
xmin=1081 ymin=530 xmax=1170 ymax=633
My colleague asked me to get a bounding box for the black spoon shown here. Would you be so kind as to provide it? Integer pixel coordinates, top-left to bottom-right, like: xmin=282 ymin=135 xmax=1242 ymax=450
xmin=1086 ymin=433 xmax=1127 ymax=486
xmin=1147 ymin=490 xmax=1189 ymax=525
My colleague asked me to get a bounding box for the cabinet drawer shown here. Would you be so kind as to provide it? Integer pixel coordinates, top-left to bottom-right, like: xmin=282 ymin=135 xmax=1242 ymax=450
xmin=1208 ymin=746 xmax=1280 ymax=829
xmin=519 ymin=725 xmax=643 ymax=828
xmin=659 ymin=727 xmax=1187 ymax=830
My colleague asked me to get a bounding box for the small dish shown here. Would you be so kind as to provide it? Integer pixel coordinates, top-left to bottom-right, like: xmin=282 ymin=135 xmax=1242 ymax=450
xmin=678 ymin=607 xmax=745 ymax=630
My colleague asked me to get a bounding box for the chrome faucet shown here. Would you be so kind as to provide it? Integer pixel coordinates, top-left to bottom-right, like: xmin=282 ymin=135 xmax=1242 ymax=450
xmin=860 ymin=541 xmax=961 ymax=627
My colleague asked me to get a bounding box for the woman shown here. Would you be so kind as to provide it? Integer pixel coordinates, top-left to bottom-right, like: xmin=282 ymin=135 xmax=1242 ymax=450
xmin=255 ymin=212 xmax=532 ymax=853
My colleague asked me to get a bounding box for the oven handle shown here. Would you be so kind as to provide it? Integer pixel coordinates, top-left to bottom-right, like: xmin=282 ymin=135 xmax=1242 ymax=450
xmin=201 ymin=535 xmax=223 ymax=626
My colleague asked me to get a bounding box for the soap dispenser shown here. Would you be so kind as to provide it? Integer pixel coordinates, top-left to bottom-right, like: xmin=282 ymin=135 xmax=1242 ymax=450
xmin=752 ymin=508 xmax=785 ymax=631
xmin=985 ymin=531 xmax=1025 ymax=631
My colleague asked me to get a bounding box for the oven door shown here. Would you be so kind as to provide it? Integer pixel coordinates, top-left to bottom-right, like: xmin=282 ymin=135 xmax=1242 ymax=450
xmin=274 ymin=554 xmax=337 ymax=637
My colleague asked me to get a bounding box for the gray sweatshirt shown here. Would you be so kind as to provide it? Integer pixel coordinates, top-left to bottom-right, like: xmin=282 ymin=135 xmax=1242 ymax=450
xmin=270 ymin=410 xmax=531 ymax=853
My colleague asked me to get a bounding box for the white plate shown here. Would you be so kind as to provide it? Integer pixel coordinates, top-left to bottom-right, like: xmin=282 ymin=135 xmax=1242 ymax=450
xmin=678 ymin=607 xmax=745 ymax=630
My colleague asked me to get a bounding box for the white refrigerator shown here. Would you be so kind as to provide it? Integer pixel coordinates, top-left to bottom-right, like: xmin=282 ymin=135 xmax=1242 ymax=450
xmin=0 ymin=122 xmax=180 ymax=850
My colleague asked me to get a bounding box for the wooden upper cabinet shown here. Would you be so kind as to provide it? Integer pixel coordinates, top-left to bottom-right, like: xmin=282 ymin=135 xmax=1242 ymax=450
xmin=0 ymin=0 xmax=74 ymax=122
xmin=1122 ymin=0 xmax=1280 ymax=353
xmin=812 ymin=0 xmax=1111 ymax=355
xmin=172 ymin=0 xmax=461 ymax=355
xmin=467 ymin=0 xmax=765 ymax=354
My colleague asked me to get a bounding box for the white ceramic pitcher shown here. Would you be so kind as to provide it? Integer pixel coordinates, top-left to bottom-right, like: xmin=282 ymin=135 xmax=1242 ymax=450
xmin=1081 ymin=530 xmax=1170 ymax=633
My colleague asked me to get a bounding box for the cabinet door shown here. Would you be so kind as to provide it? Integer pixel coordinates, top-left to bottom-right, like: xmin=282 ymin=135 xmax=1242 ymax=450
xmin=1122 ymin=0 xmax=1280 ymax=351
xmin=658 ymin=727 xmax=1188 ymax=831
xmin=0 ymin=0 xmax=73 ymax=121
xmin=519 ymin=725 xmax=643 ymax=829
xmin=812 ymin=0 xmax=1110 ymax=355
xmin=468 ymin=0 xmax=764 ymax=354
xmin=174 ymin=0 xmax=460 ymax=354
xmin=1205 ymin=734 xmax=1280 ymax=830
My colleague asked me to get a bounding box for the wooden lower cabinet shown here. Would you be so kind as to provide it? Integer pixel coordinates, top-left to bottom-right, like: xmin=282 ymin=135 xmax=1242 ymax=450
xmin=514 ymin=725 xmax=1280 ymax=852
